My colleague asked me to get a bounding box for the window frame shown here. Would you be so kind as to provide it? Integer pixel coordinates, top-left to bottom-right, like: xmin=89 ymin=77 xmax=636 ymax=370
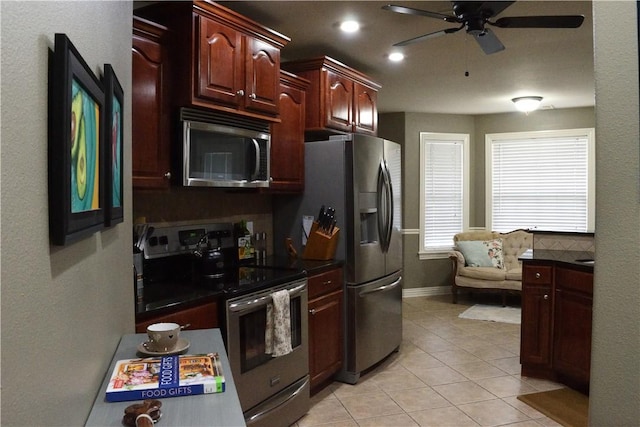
xmin=419 ymin=132 xmax=470 ymax=259
xmin=485 ymin=128 xmax=596 ymax=233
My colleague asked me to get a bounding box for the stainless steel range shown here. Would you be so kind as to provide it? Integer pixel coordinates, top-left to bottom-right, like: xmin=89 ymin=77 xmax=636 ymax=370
xmin=139 ymin=221 xmax=310 ymax=427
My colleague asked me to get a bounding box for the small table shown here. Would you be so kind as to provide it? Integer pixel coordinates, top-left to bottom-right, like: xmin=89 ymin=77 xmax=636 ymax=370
xmin=86 ymin=329 xmax=245 ymax=426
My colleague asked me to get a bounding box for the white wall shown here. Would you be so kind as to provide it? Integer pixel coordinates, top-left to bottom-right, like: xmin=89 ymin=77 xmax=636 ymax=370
xmin=590 ymin=2 xmax=640 ymax=424
xmin=1 ymin=2 xmax=134 ymax=425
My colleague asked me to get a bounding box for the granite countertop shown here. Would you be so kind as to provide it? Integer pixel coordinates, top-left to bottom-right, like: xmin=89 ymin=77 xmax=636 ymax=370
xmin=136 ymin=257 xmax=343 ymax=318
xmin=520 ymin=249 xmax=595 ymax=268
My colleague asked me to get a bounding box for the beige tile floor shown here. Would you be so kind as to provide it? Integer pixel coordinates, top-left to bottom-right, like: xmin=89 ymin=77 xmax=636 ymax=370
xmin=293 ymin=293 xmax=566 ymax=427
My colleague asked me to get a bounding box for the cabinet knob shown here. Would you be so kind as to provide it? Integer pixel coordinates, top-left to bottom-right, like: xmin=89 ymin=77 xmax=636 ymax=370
xmin=543 ymin=294 xmax=549 ymax=300
xmin=164 ymin=172 xmax=171 ymax=179
xmin=535 ymin=272 xmax=541 ymax=279
xmin=249 ymin=93 xmax=257 ymax=100
xmin=309 ymin=309 xmax=316 ymax=315
xmin=323 ymin=280 xmax=332 ymax=286
xmin=236 ymin=89 xmax=245 ymax=97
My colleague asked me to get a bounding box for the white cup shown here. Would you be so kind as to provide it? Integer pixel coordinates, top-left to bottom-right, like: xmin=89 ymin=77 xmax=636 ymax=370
xmin=146 ymin=322 xmax=180 ymax=352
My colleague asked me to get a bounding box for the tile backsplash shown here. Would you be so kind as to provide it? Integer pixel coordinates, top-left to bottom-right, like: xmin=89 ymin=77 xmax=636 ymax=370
xmin=133 ymin=187 xmax=274 ymax=253
xmin=533 ymin=232 xmax=595 ymax=252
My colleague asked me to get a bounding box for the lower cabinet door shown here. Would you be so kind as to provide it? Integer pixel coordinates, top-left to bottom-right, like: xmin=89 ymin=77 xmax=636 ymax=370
xmin=553 ymin=289 xmax=592 ymax=388
xmin=521 ymin=285 xmax=553 ymax=369
xmin=309 ymin=289 xmax=343 ymax=389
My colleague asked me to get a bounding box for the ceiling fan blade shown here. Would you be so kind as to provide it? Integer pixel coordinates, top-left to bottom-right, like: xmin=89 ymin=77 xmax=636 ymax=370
xmin=382 ymin=4 xmax=459 ymax=23
xmin=472 ymin=27 xmax=505 ymax=54
xmin=492 ymin=15 xmax=585 ymax=28
xmin=393 ymin=26 xmax=463 ymax=47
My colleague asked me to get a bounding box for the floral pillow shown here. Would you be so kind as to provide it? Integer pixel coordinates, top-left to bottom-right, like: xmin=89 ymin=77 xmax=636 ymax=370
xmin=457 ymin=239 xmax=504 ymax=269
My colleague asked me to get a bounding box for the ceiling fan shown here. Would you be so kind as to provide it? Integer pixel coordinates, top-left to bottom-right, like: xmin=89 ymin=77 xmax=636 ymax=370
xmin=382 ymin=1 xmax=585 ymax=55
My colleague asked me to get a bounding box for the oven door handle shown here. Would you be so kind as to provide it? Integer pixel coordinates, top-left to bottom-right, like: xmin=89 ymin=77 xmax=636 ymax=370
xmin=358 ymin=277 xmax=402 ymax=297
xmin=228 ymin=282 xmax=306 ymax=313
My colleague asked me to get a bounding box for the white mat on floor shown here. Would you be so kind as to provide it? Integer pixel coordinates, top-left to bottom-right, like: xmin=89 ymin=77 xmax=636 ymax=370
xmin=458 ymin=304 xmax=521 ymax=324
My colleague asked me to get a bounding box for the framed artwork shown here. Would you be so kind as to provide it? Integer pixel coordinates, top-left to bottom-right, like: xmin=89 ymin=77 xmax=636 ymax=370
xmin=103 ymin=64 xmax=124 ymax=226
xmin=48 ymin=33 xmax=105 ymax=245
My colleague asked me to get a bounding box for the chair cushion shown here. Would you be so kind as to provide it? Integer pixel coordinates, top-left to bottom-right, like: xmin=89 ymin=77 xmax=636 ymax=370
xmin=458 ymin=265 xmax=507 ymax=281
xmin=456 ymin=239 xmax=504 ymax=269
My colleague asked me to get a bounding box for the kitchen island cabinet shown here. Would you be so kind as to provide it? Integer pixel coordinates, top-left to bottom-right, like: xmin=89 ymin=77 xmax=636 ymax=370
xmin=520 ymin=252 xmax=594 ymax=394
xmin=307 ymin=266 xmax=343 ymax=392
xmin=269 ymin=71 xmax=309 ymax=193
xmin=135 ymin=1 xmax=289 ymax=122
xmin=283 ymin=56 xmax=381 ymax=139
xmin=132 ymin=17 xmax=172 ymax=189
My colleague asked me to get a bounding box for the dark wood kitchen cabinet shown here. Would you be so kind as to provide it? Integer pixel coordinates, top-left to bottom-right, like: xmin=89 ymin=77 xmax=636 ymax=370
xmin=283 ymin=56 xmax=381 ymax=138
xmin=269 ymin=71 xmax=310 ymax=193
xmin=521 ymin=260 xmax=593 ymax=394
xmin=135 ymin=1 xmax=289 ymax=122
xmin=135 ymin=301 xmax=219 ymax=333
xmin=132 ymin=16 xmax=172 ymax=189
xmin=307 ymin=267 xmax=343 ymax=392
xmin=552 ymin=267 xmax=593 ymax=389
xmin=521 ymin=264 xmax=553 ymax=370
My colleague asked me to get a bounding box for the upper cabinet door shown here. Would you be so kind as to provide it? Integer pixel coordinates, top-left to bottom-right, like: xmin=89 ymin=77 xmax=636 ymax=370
xmin=245 ymin=38 xmax=280 ymax=116
xmin=269 ymin=71 xmax=309 ymax=193
xmin=197 ymin=14 xmax=244 ymax=108
xmin=325 ymin=69 xmax=353 ymax=132
xmin=354 ymin=82 xmax=378 ymax=135
xmin=132 ymin=17 xmax=171 ymax=189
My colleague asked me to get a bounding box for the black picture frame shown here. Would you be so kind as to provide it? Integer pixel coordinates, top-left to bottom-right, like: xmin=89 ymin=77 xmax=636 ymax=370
xmin=102 ymin=64 xmax=124 ymax=227
xmin=48 ymin=33 xmax=105 ymax=245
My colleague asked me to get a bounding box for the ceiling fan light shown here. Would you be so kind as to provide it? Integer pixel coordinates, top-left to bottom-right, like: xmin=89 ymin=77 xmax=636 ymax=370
xmin=512 ymin=96 xmax=543 ymax=112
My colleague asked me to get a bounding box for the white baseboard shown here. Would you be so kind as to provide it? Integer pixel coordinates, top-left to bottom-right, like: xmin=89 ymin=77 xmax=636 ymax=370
xmin=402 ymin=286 xmax=450 ymax=298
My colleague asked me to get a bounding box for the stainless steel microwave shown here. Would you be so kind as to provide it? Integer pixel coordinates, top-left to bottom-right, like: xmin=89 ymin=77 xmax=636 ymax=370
xmin=180 ymin=109 xmax=270 ymax=188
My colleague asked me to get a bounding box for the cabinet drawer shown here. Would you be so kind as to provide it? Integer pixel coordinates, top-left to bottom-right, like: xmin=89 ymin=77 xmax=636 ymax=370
xmin=308 ymin=267 xmax=343 ymax=299
xmin=523 ymin=265 xmax=553 ymax=285
xmin=136 ymin=301 xmax=218 ymax=333
xmin=556 ymin=268 xmax=593 ymax=294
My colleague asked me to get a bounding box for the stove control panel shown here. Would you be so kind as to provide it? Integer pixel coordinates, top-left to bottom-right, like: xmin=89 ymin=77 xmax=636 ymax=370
xmin=143 ymin=222 xmax=234 ymax=259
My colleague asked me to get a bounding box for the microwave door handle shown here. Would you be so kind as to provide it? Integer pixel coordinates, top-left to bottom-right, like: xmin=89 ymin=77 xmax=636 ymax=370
xmin=250 ymin=138 xmax=260 ymax=181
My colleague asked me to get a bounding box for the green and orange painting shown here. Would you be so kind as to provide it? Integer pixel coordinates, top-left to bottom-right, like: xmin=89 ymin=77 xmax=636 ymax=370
xmin=70 ymin=78 xmax=100 ymax=213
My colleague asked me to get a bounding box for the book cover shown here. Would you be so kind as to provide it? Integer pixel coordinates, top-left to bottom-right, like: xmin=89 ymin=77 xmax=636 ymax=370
xmin=106 ymin=352 xmax=225 ymax=402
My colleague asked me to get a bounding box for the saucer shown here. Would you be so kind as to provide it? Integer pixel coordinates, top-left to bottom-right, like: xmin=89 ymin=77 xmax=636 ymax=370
xmin=137 ymin=338 xmax=190 ymax=356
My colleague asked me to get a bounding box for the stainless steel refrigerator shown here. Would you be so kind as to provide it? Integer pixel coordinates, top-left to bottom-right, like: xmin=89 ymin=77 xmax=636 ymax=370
xmin=273 ymin=133 xmax=403 ymax=384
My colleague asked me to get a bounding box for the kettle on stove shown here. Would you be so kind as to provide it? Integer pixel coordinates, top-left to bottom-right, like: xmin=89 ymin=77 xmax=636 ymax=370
xmin=193 ymin=232 xmax=225 ymax=280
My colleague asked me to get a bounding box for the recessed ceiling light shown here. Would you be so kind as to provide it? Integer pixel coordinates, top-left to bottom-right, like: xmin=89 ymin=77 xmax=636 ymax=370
xmin=388 ymin=52 xmax=405 ymax=62
xmin=340 ymin=20 xmax=360 ymax=33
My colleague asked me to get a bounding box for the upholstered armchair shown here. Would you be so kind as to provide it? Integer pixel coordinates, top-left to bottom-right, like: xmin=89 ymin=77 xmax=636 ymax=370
xmin=448 ymin=229 xmax=533 ymax=306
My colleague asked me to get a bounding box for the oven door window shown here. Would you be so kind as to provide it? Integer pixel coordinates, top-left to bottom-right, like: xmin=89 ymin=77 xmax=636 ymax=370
xmin=239 ymin=295 xmax=302 ymax=373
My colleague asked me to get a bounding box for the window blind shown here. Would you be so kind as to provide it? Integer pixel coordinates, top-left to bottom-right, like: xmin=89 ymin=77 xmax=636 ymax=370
xmin=490 ymin=135 xmax=589 ymax=232
xmin=423 ymin=140 xmax=464 ymax=249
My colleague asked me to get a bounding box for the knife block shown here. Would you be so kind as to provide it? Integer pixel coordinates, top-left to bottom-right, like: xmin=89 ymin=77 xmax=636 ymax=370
xmin=302 ymin=221 xmax=340 ymax=260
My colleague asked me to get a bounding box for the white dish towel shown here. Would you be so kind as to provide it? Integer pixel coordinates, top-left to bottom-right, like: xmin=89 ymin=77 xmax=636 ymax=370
xmin=265 ymin=289 xmax=293 ymax=357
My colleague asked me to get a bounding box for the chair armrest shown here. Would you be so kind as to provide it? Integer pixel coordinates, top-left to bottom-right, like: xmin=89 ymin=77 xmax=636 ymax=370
xmin=448 ymin=250 xmax=465 ymax=269
xmin=448 ymin=250 xmax=465 ymax=281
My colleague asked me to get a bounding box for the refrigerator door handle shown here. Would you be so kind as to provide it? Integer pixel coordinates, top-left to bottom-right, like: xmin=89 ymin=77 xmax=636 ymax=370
xmin=358 ymin=276 xmax=403 ymax=296
xmin=377 ymin=161 xmax=387 ymax=251
xmin=383 ymin=160 xmax=394 ymax=251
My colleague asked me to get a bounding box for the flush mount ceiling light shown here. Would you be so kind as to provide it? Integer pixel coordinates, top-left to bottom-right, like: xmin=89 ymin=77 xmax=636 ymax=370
xmin=388 ymin=52 xmax=405 ymax=62
xmin=340 ymin=20 xmax=360 ymax=33
xmin=512 ymin=96 xmax=543 ymax=113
